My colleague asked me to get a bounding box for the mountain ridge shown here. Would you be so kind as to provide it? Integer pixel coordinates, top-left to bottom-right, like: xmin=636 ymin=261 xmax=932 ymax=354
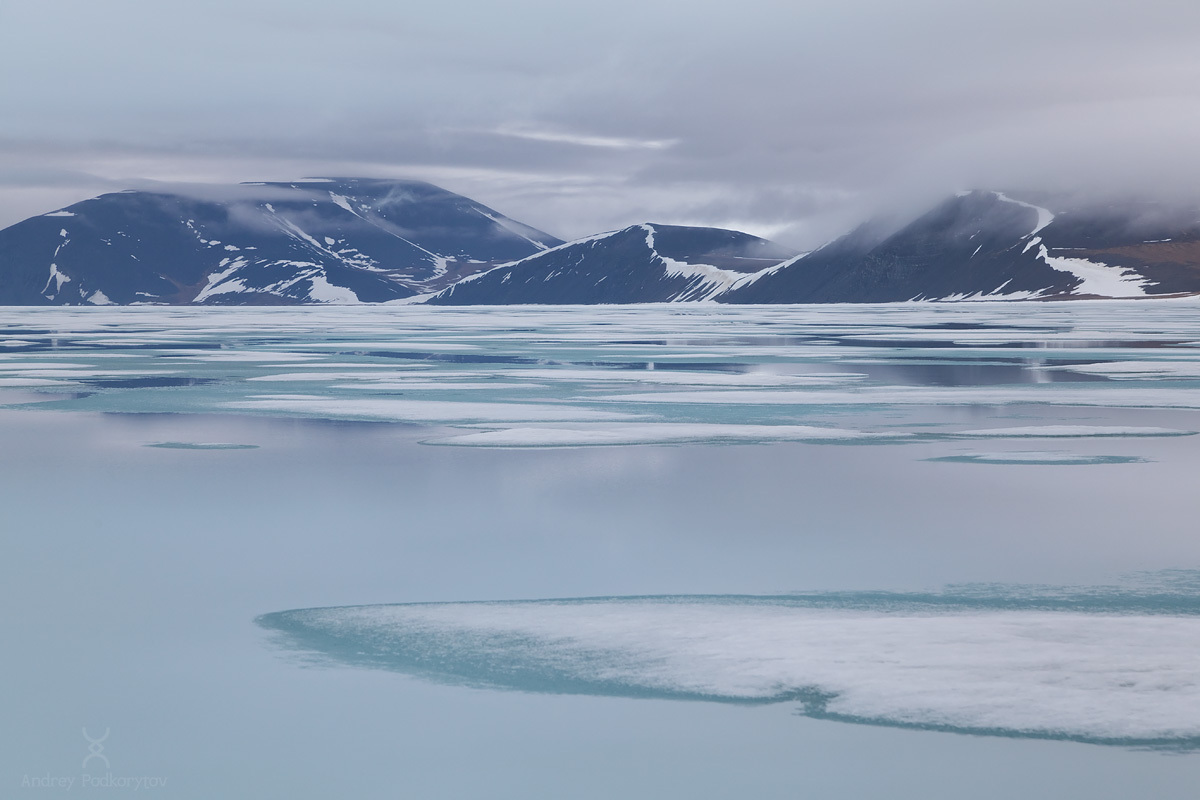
xmin=0 ymin=178 xmax=562 ymax=306
xmin=3 ymin=181 xmax=1200 ymax=305
xmin=426 ymin=222 xmax=796 ymax=305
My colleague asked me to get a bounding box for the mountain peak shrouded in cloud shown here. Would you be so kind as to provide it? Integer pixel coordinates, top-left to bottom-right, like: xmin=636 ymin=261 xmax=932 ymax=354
xmin=722 ymin=191 xmax=1200 ymax=303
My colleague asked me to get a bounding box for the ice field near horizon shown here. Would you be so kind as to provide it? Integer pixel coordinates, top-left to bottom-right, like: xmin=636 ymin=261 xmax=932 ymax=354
xmin=4 ymin=300 xmax=1200 ymax=798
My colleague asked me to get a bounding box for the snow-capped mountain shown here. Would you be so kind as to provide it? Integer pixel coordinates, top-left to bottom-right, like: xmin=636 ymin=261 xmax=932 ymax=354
xmin=4 ymin=181 xmax=1199 ymax=306
xmin=0 ymin=178 xmax=561 ymax=305
xmin=721 ymin=191 xmax=1200 ymax=303
xmin=426 ymin=223 xmax=796 ymax=305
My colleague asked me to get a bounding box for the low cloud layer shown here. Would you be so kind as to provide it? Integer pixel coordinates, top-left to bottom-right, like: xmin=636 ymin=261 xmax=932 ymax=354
xmin=3 ymin=0 xmax=1200 ymax=248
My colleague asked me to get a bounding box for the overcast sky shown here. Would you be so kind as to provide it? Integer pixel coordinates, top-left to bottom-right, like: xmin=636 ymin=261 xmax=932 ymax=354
xmin=3 ymin=0 xmax=1200 ymax=248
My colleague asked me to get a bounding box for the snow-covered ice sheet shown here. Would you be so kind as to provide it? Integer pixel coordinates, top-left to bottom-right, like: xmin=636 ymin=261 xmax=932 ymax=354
xmin=259 ymin=579 xmax=1200 ymax=746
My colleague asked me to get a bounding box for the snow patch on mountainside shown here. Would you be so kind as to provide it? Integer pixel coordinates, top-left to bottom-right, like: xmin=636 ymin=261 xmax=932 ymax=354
xmin=1035 ymin=244 xmax=1151 ymax=297
xmin=913 ymin=279 xmax=1048 ymax=301
xmin=276 ymin=216 xmax=339 ymax=258
xmin=640 ymin=224 xmax=743 ymax=301
xmin=328 ymin=192 xmax=356 ymax=215
xmin=41 ymin=263 xmax=71 ymax=298
xmin=918 ymin=288 xmax=1047 ymax=302
xmin=194 ymin=258 xmax=251 ymax=302
xmin=473 ymin=208 xmax=554 ymax=251
xmin=994 ymin=192 xmax=1152 ymax=297
xmin=994 ymin=192 xmax=1055 ymax=236
xmin=40 ymin=231 xmax=74 ymax=300
xmin=305 ymin=275 xmax=361 ymax=304
xmin=437 ymin=229 xmax=625 ymax=291
xmin=729 ymin=253 xmax=806 ymax=292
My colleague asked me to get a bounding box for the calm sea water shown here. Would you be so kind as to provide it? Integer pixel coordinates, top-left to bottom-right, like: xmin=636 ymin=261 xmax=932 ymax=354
xmin=3 ymin=302 xmax=1200 ymax=797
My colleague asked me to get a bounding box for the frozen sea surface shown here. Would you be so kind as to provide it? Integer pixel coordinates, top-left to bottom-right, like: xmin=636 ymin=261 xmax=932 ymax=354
xmin=3 ymin=301 xmax=1200 ymax=451
xmin=4 ymin=301 xmax=1200 ymax=798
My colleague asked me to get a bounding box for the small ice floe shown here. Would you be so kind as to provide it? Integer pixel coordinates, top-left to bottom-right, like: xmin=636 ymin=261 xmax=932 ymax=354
xmin=145 ymin=442 xmax=259 ymax=450
xmin=926 ymin=451 xmax=1146 ymax=465
xmin=425 ymin=422 xmax=907 ymax=448
xmin=224 ymin=395 xmax=636 ymax=423
xmin=1055 ymin=361 xmax=1200 ymax=380
xmin=245 ymin=371 xmax=438 ymax=382
xmin=505 ymin=368 xmax=863 ymax=387
xmin=593 ymin=385 xmax=1200 ymax=409
xmin=294 ymin=341 xmax=481 ymax=351
xmin=333 ymin=381 xmax=542 ymax=392
xmin=953 ymin=426 xmax=1194 ymax=438
xmin=0 ymin=377 xmax=68 ymax=387
xmin=171 ymin=351 xmax=322 ymax=363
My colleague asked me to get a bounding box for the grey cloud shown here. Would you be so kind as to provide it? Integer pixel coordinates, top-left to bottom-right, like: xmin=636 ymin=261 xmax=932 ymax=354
xmin=3 ymin=0 xmax=1200 ymax=248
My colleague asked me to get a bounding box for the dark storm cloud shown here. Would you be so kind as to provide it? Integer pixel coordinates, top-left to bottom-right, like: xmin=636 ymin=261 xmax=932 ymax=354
xmin=3 ymin=0 xmax=1200 ymax=247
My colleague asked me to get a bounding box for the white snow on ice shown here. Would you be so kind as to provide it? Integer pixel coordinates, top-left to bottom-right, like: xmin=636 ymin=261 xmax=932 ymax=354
xmin=285 ymin=598 xmax=1200 ymax=743
xmin=1055 ymin=361 xmax=1200 ymax=379
xmin=226 ymin=396 xmax=636 ymax=423
xmin=954 ymin=425 xmax=1192 ymax=438
xmin=426 ymin=422 xmax=906 ymax=447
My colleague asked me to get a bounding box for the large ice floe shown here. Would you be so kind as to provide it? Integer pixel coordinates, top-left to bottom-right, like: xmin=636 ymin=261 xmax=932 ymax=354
xmin=259 ymin=574 xmax=1200 ymax=748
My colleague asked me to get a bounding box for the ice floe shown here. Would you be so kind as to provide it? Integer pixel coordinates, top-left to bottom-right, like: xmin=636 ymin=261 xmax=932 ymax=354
xmin=260 ymin=587 xmax=1200 ymax=746
xmin=425 ymin=422 xmax=907 ymax=447
xmin=226 ymin=395 xmax=635 ymax=423
xmin=953 ymin=426 xmax=1193 ymax=438
xmin=592 ymin=385 xmax=1200 ymax=409
xmin=1055 ymin=361 xmax=1200 ymax=380
xmin=926 ymin=452 xmax=1146 ymax=465
xmin=145 ymin=442 xmax=259 ymax=450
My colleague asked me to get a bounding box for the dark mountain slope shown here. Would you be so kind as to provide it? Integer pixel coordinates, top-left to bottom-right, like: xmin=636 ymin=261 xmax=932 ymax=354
xmin=427 ymin=223 xmax=795 ymax=305
xmin=0 ymin=178 xmax=561 ymax=305
xmin=722 ymin=191 xmax=1200 ymax=303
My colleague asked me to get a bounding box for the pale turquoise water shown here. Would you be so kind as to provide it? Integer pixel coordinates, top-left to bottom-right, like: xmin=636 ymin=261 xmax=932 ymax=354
xmin=4 ymin=302 xmax=1200 ymax=797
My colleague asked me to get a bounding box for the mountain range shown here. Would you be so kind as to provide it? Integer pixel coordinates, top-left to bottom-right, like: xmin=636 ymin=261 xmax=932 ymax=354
xmin=2 ymin=179 xmax=1199 ymax=305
